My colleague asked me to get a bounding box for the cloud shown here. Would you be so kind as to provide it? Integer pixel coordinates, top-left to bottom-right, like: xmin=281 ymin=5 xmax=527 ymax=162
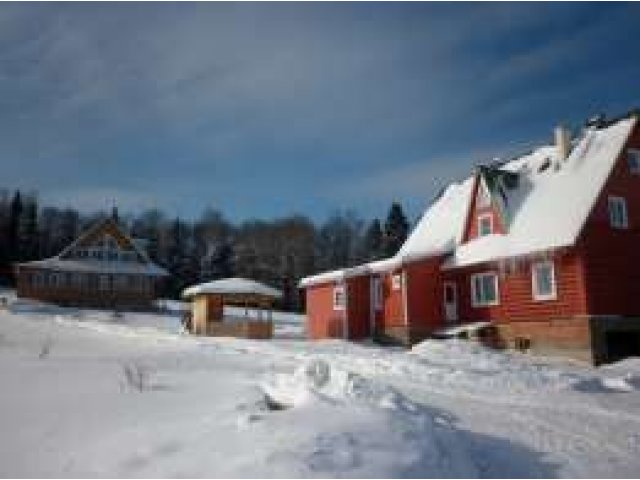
xmin=328 ymin=143 xmax=516 ymax=204
xmin=0 ymin=3 xmax=638 ymax=221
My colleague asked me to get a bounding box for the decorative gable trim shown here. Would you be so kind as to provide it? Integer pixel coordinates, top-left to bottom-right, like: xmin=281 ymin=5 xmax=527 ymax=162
xmin=461 ymin=173 xmax=482 ymax=243
xmin=461 ymin=165 xmax=520 ymax=243
xmin=58 ymin=218 xmax=149 ymax=264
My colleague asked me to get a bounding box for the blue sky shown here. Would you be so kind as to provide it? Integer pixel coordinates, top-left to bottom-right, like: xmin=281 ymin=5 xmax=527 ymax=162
xmin=1 ymin=2 xmax=639 ymax=223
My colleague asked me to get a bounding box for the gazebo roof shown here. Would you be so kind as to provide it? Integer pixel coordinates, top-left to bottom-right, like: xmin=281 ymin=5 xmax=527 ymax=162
xmin=182 ymin=277 xmax=282 ymax=299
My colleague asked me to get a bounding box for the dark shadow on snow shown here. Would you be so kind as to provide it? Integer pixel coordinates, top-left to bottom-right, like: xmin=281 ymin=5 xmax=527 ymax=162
xmin=399 ymin=403 xmax=560 ymax=478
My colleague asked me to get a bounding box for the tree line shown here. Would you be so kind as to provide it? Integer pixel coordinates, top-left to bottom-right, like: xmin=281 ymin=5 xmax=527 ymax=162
xmin=0 ymin=189 xmax=411 ymax=311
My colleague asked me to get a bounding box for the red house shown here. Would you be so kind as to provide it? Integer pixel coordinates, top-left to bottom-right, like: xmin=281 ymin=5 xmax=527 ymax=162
xmin=301 ymin=111 xmax=640 ymax=364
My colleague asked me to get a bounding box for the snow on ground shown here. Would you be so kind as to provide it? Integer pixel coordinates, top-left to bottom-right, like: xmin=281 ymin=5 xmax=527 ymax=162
xmin=1 ymin=295 xmax=640 ymax=477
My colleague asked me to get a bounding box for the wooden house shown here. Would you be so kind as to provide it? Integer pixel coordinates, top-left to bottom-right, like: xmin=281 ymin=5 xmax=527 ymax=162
xmin=15 ymin=217 xmax=169 ymax=309
xmin=301 ymin=111 xmax=640 ymax=364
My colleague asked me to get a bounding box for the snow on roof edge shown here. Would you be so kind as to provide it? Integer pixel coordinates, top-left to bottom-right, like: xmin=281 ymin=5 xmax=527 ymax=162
xmin=17 ymin=256 xmax=170 ymax=276
xmin=182 ymin=277 xmax=282 ymax=299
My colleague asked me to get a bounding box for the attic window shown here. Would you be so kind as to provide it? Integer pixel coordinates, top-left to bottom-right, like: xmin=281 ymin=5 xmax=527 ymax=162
xmin=538 ymin=158 xmax=551 ymax=173
xmin=628 ymin=149 xmax=640 ymax=175
xmin=104 ymin=235 xmax=118 ymax=250
xmin=478 ymin=214 xmax=493 ymax=237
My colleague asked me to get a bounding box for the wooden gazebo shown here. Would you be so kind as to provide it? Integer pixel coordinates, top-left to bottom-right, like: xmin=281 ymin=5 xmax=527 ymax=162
xmin=181 ymin=277 xmax=282 ymax=339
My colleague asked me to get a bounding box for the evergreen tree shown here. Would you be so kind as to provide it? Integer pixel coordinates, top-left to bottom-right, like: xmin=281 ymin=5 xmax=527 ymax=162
xmin=315 ymin=211 xmax=364 ymax=271
xmin=0 ymin=190 xmax=10 ymax=273
xmin=20 ymin=195 xmax=39 ymax=260
xmin=201 ymin=241 xmax=235 ymax=280
xmin=165 ymin=218 xmax=192 ymax=295
xmin=8 ymin=191 xmax=23 ymax=262
xmin=362 ymin=218 xmax=384 ymax=261
xmin=383 ymin=202 xmax=410 ymax=257
xmin=130 ymin=209 xmax=164 ymax=263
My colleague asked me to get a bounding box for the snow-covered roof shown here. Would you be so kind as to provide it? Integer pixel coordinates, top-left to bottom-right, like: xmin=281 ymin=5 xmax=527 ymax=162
xmin=182 ymin=277 xmax=282 ymax=299
xmin=299 ymin=169 xmax=475 ymax=288
xmin=300 ymin=114 xmax=637 ymax=287
xmin=18 ymin=258 xmax=169 ymax=276
xmin=397 ymin=177 xmax=476 ymax=261
xmin=444 ymin=116 xmax=637 ymax=268
xmin=298 ymin=263 xmax=373 ymax=288
xmin=18 ymin=217 xmax=169 ymax=277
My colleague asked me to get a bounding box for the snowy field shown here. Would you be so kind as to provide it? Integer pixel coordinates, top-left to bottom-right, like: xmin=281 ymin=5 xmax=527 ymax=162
xmin=1 ymin=294 xmax=640 ymax=477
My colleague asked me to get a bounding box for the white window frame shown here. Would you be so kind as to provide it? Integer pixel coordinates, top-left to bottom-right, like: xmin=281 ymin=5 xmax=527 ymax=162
xmin=333 ymin=284 xmax=346 ymax=311
xmin=628 ymin=149 xmax=640 ymax=175
xmin=391 ymin=273 xmax=402 ymax=291
xmin=478 ymin=213 xmax=493 ymax=237
xmin=608 ymin=196 xmax=629 ymax=229
xmin=470 ymin=272 xmax=499 ymax=307
xmin=531 ymin=260 xmax=557 ymax=301
xmin=372 ymin=276 xmax=383 ymax=311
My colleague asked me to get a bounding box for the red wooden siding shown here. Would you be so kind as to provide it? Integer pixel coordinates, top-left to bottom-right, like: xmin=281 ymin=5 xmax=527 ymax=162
xmin=442 ymin=251 xmax=588 ymax=324
xmin=305 ymin=283 xmax=346 ymax=339
xmin=305 ymin=277 xmax=372 ymax=340
xmin=462 ymin=175 xmax=507 ymax=242
xmin=346 ymin=275 xmax=371 ymax=339
xmin=578 ymin=122 xmax=640 ymax=316
xmin=381 ymin=270 xmax=405 ymax=329
xmin=405 ymin=257 xmax=444 ymax=331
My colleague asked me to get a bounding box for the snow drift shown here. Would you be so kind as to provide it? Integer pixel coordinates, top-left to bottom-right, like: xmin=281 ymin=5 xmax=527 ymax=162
xmin=258 ymin=359 xmax=479 ymax=478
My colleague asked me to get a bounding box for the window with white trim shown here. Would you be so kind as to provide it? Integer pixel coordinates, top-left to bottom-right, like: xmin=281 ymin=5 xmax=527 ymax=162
xmin=471 ymin=272 xmax=499 ymax=307
xmin=372 ymin=276 xmax=383 ymax=310
xmin=391 ymin=273 xmax=402 ymax=291
xmin=333 ymin=284 xmax=346 ymax=310
xmin=628 ymin=149 xmax=640 ymax=175
xmin=608 ymin=196 xmax=628 ymax=229
xmin=478 ymin=214 xmax=493 ymax=237
xmin=532 ymin=261 xmax=556 ymax=301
